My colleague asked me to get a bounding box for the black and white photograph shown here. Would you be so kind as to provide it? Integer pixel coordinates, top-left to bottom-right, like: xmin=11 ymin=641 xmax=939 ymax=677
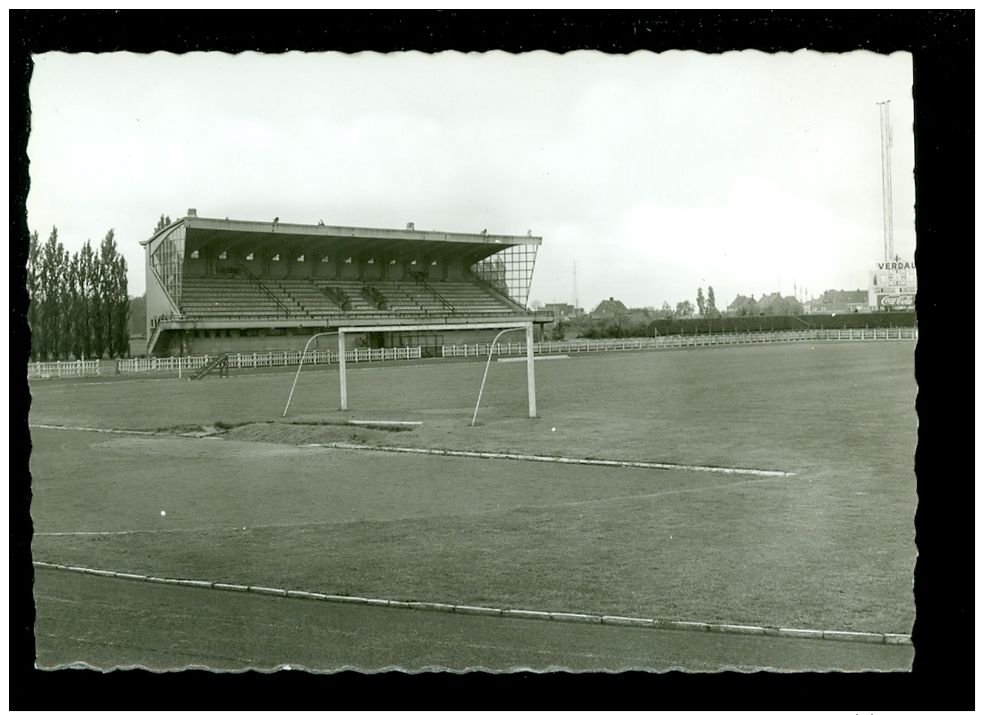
xmin=18 ymin=16 xmax=950 ymax=684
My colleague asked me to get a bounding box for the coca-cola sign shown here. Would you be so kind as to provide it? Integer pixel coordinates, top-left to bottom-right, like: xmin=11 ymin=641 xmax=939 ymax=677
xmin=878 ymin=293 xmax=915 ymax=308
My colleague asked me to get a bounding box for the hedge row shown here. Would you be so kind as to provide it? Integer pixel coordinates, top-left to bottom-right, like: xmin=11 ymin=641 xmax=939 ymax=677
xmin=652 ymin=312 xmax=919 ymax=337
xmin=578 ymin=311 xmax=917 ymax=339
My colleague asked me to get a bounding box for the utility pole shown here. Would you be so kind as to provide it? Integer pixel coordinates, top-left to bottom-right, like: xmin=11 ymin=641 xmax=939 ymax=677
xmin=878 ymin=100 xmax=894 ymax=263
xmin=571 ymin=261 xmax=579 ymax=313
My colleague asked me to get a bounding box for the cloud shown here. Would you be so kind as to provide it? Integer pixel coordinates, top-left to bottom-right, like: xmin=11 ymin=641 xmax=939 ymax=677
xmin=26 ymin=50 xmax=914 ymax=305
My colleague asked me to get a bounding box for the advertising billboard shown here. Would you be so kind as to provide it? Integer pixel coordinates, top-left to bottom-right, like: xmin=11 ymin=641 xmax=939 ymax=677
xmin=876 ymin=293 xmax=915 ymax=310
xmin=869 ymin=260 xmax=916 ymax=310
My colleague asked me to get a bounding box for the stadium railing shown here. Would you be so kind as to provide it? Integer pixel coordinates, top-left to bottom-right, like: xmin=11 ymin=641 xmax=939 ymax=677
xmin=440 ymin=328 xmax=919 ymax=358
xmin=25 ymin=359 xmax=103 ymax=379
xmin=28 ymin=346 xmax=423 ymax=378
xmin=28 ymin=328 xmax=916 ymax=378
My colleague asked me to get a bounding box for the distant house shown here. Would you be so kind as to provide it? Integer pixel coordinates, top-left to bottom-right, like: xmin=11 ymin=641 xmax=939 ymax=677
xmin=755 ymin=292 xmax=783 ymax=314
xmin=544 ymin=302 xmax=576 ymax=322
xmin=781 ymin=296 xmax=805 ymax=315
xmin=591 ymin=297 xmax=628 ymax=319
xmin=757 ymin=293 xmax=803 ymax=315
xmin=729 ymin=292 xmax=804 ymax=316
xmin=728 ymin=294 xmax=758 ymax=316
xmin=807 ymin=289 xmax=870 ymax=314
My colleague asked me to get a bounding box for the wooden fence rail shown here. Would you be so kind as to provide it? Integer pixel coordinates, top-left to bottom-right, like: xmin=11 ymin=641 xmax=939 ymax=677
xmin=28 ymin=346 xmax=422 ymax=378
xmin=441 ymin=328 xmax=918 ymax=358
xmin=27 ymin=328 xmax=917 ymax=379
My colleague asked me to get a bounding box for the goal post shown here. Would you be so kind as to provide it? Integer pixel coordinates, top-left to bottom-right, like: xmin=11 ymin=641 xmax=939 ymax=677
xmin=470 ymin=325 xmax=534 ymax=426
xmin=283 ymin=330 xmax=339 ymax=417
xmin=525 ymin=322 xmax=536 ymax=418
xmin=338 ymin=321 xmax=537 ymax=418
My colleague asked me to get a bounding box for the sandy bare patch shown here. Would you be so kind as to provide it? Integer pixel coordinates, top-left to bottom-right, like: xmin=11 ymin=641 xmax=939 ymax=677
xmin=87 ymin=435 xmax=317 ymax=459
xmin=222 ymin=422 xmax=401 ymax=448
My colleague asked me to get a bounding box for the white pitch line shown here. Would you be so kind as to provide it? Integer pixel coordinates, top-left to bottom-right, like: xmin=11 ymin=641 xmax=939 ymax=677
xmin=31 ymin=561 xmax=910 ymax=646
xmin=497 ymin=355 xmax=570 ymax=363
xmin=554 ymin=472 xmax=798 ymax=509
xmin=34 ymin=516 xmax=377 ymax=537
xmin=29 ymin=422 xmax=795 ymax=476
xmin=30 ymin=423 xmax=157 ymax=436
xmin=36 ymin=529 xmax=202 ymax=536
xmin=309 ymin=442 xmax=795 ymax=477
xmin=348 ymin=420 xmax=423 ymax=426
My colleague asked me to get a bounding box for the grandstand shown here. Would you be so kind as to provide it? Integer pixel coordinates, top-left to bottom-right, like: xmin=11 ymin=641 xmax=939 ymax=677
xmin=143 ymin=212 xmax=552 ymax=357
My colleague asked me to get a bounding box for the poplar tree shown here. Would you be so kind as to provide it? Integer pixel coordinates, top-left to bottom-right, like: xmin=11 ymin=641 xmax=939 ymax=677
xmin=56 ymin=241 xmax=73 ymax=360
xmin=696 ymin=287 xmax=706 ymax=316
xmin=97 ymin=232 xmax=113 ymax=357
xmin=110 ymin=241 xmax=130 ymax=357
xmin=98 ymin=230 xmax=129 ymax=358
xmin=66 ymin=251 xmax=82 ymax=359
xmin=39 ymin=227 xmax=71 ymax=360
xmin=27 ymin=231 xmax=41 ymax=360
xmin=28 ymin=225 xmax=130 ymax=361
xmin=89 ymin=242 xmax=105 ymax=359
xmin=77 ymin=241 xmax=97 ymax=359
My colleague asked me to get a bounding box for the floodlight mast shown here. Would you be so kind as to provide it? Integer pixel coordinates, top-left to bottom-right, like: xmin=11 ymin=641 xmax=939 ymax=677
xmin=878 ymin=100 xmax=894 ymax=263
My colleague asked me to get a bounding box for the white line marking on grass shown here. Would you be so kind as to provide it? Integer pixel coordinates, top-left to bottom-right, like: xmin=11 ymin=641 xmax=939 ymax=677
xmin=30 ymin=378 xmax=174 ymax=387
xmin=32 ymin=560 xmax=911 ymax=646
xmin=553 ymin=473 xmax=797 ymax=509
xmin=36 ymin=529 xmax=206 ymax=536
xmin=30 ymin=424 xmax=157 ymax=435
xmin=30 ymin=423 xmax=795 ymax=476
xmin=36 ymin=522 xmax=333 ymax=536
xmin=497 ymin=355 xmax=570 ymax=363
xmin=309 ymin=443 xmax=795 ymax=477
xmin=348 ymin=420 xmax=423 ymax=426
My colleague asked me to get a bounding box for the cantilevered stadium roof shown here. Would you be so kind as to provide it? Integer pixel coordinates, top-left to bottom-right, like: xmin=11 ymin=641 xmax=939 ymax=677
xmin=143 ymin=215 xmax=541 ymax=265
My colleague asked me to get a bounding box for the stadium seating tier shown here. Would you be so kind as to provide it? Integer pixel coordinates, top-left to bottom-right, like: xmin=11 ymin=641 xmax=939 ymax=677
xmin=178 ymin=275 xmax=522 ymax=320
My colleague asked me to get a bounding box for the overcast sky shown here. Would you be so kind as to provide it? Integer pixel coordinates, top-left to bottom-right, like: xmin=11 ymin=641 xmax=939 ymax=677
xmin=27 ymin=50 xmax=914 ymax=311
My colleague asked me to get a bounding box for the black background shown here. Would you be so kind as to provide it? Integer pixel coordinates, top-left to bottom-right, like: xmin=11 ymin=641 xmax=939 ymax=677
xmin=10 ymin=10 xmax=972 ymax=710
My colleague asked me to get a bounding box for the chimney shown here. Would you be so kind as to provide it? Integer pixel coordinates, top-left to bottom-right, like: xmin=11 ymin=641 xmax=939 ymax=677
xmin=187 ymin=208 xmax=197 ymax=217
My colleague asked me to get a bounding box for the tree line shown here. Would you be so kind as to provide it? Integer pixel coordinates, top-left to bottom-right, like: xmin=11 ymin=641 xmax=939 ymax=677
xmin=657 ymin=285 xmax=719 ymax=320
xmin=575 ymin=309 xmax=914 ymax=341
xmin=563 ymin=284 xmax=809 ymax=339
xmin=27 ymin=226 xmax=130 ymax=361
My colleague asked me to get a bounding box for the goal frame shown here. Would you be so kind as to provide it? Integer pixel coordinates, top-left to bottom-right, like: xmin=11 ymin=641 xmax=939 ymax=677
xmin=338 ymin=321 xmax=537 ymax=417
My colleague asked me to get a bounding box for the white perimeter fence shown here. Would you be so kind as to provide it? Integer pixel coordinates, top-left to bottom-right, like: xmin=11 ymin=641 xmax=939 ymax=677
xmin=27 ymin=346 xmax=422 ymax=379
xmin=441 ymin=328 xmax=919 ymax=358
xmin=27 ymin=328 xmax=917 ymax=379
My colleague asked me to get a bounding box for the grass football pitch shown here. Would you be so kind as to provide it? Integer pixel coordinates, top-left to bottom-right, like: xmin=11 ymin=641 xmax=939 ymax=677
xmin=30 ymin=340 xmax=917 ymax=642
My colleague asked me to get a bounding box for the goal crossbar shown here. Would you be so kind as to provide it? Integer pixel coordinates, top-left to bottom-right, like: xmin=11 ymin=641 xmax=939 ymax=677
xmin=338 ymin=321 xmax=537 ymax=417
